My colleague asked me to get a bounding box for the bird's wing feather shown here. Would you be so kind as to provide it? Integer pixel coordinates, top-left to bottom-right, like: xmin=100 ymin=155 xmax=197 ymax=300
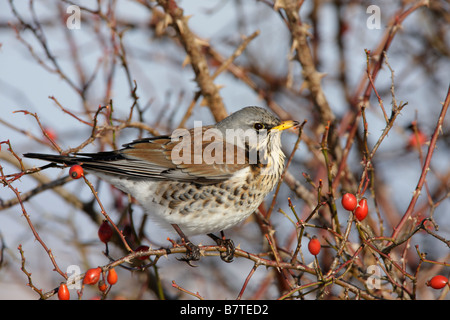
xmin=123 ymin=127 xmax=249 ymax=184
xmin=25 ymin=127 xmax=250 ymax=184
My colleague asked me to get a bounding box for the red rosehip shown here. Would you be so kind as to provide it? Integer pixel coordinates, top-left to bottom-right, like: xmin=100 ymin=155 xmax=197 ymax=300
xmin=98 ymin=220 xmax=113 ymax=243
xmin=98 ymin=280 xmax=108 ymax=292
xmin=43 ymin=127 xmax=57 ymax=142
xmin=355 ymin=198 xmax=369 ymax=221
xmin=135 ymin=245 xmax=150 ymax=260
xmin=57 ymin=283 xmax=70 ymax=300
xmin=342 ymin=193 xmax=357 ymax=211
xmin=83 ymin=267 xmax=102 ymax=285
xmin=107 ymin=268 xmax=118 ymax=285
xmin=427 ymin=275 xmax=448 ymax=290
xmin=407 ymin=130 xmax=427 ymax=150
xmin=308 ymin=237 xmax=321 ymax=256
xmin=69 ymin=164 xmax=84 ymax=179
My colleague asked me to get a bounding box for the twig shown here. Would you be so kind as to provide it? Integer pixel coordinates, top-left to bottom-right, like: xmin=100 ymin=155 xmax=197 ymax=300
xmin=18 ymin=245 xmax=45 ymax=299
xmin=1 ymin=165 xmax=67 ymax=280
xmin=392 ymin=85 xmax=449 ymax=241
xmin=177 ymin=30 xmax=260 ymax=128
xmin=82 ymin=174 xmax=133 ymax=253
xmin=156 ymin=0 xmax=227 ymax=122
xmin=172 ymin=280 xmax=205 ymax=300
xmin=236 ymin=263 xmax=259 ymax=300
xmin=267 ymin=119 xmax=306 ymax=219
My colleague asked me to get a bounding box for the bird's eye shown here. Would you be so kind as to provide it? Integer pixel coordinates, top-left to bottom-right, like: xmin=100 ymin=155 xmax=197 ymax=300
xmin=253 ymin=123 xmax=265 ymax=130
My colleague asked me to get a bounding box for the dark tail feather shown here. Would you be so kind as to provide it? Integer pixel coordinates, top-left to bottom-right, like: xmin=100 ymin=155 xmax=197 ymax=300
xmin=24 ymin=151 xmax=125 ymax=166
xmin=23 ymin=152 xmax=133 ymax=177
xmin=23 ymin=153 xmax=82 ymax=165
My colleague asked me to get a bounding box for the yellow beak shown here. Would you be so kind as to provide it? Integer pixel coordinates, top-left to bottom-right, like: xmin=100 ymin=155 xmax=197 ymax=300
xmin=272 ymin=120 xmax=299 ymax=132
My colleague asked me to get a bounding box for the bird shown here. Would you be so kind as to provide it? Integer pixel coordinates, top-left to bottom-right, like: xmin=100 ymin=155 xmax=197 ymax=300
xmin=24 ymin=106 xmax=299 ymax=263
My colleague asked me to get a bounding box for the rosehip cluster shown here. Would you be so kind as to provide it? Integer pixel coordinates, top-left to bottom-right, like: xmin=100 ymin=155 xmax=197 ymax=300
xmin=57 ymin=267 xmax=118 ymax=300
xmin=341 ymin=193 xmax=369 ymax=221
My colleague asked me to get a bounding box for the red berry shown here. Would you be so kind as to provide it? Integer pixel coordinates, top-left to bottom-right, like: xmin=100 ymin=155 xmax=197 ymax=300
xmin=355 ymin=198 xmax=369 ymax=221
xmin=308 ymin=237 xmax=321 ymax=256
xmin=57 ymin=283 xmax=70 ymax=300
xmin=69 ymin=164 xmax=84 ymax=179
xmin=98 ymin=220 xmax=113 ymax=243
xmin=98 ymin=280 xmax=108 ymax=292
xmin=107 ymin=268 xmax=118 ymax=285
xmin=427 ymin=275 xmax=448 ymax=290
xmin=44 ymin=127 xmax=57 ymax=142
xmin=407 ymin=130 xmax=427 ymax=150
xmin=342 ymin=193 xmax=357 ymax=211
xmin=83 ymin=267 xmax=102 ymax=285
xmin=135 ymin=245 xmax=150 ymax=260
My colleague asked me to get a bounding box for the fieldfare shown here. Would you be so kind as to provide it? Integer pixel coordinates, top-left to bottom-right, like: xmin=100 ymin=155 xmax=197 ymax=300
xmin=24 ymin=106 xmax=299 ymax=263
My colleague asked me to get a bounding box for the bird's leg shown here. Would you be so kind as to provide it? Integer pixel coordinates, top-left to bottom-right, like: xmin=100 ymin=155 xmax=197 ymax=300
xmin=171 ymin=224 xmax=200 ymax=266
xmin=208 ymin=231 xmax=235 ymax=263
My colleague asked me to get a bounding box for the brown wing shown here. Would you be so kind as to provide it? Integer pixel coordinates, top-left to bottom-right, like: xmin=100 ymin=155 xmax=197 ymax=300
xmin=122 ymin=126 xmax=249 ymax=184
xmin=24 ymin=127 xmax=249 ymax=184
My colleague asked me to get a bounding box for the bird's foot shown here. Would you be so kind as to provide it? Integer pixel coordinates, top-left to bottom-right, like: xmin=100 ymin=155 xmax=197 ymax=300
xmin=171 ymin=224 xmax=201 ymax=267
xmin=177 ymin=241 xmax=201 ymax=267
xmin=208 ymin=232 xmax=235 ymax=263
